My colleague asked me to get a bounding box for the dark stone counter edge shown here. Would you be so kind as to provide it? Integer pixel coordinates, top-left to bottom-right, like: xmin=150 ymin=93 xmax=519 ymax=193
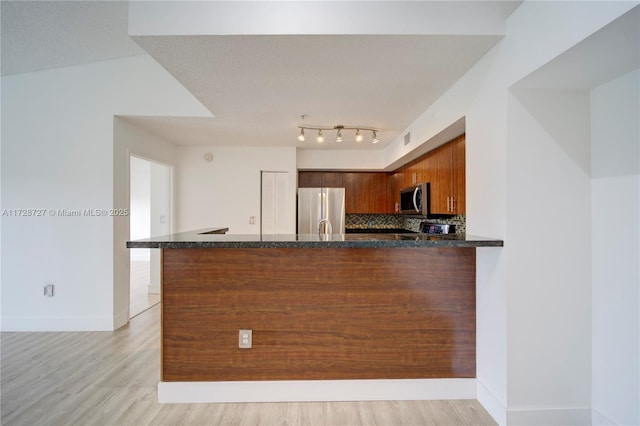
xmin=126 ymin=228 xmax=503 ymax=249
xmin=127 ymin=239 xmax=503 ymax=249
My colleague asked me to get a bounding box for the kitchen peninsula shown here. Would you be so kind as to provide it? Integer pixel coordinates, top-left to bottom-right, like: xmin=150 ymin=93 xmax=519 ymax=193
xmin=127 ymin=229 xmax=502 ymax=403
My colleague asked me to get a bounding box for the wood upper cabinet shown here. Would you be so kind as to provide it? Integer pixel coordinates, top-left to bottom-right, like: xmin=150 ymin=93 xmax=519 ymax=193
xmin=428 ymin=143 xmax=453 ymax=215
xmin=298 ymin=171 xmax=342 ymax=188
xmin=367 ymin=172 xmax=393 ymax=214
xmin=343 ymin=172 xmax=392 ymax=214
xmin=342 ymin=172 xmax=365 ymax=213
xmin=451 ymin=135 xmax=466 ymax=214
xmin=297 ymin=134 xmax=467 ymax=216
xmin=391 ymin=134 xmax=465 ymax=216
xmin=427 ymin=135 xmax=465 ymax=215
xmin=299 ymin=171 xmax=393 ymax=214
xmin=298 ymin=171 xmax=322 ymax=188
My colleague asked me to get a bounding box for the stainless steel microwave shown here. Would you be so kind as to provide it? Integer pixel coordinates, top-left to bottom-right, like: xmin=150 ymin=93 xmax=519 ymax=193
xmin=399 ymin=183 xmax=429 ymax=215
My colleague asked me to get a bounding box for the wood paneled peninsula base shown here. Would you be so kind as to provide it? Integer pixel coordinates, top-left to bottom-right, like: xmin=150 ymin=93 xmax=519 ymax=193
xmin=127 ymin=230 xmax=503 ymax=402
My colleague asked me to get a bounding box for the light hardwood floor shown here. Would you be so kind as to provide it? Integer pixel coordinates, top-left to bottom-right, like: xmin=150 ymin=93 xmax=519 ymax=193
xmin=1 ymin=305 xmax=497 ymax=425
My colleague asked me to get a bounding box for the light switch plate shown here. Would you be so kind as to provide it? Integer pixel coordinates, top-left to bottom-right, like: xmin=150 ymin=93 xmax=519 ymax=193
xmin=44 ymin=284 xmax=54 ymax=297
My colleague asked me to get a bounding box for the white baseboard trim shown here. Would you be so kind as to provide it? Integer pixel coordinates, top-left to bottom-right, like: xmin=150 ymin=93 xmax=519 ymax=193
xmin=591 ymin=408 xmax=616 ymax=425
xmin=477 ymin=380 xmax=506 ymax=425
xmin=158 ymin=378 xmax=477 ymax=404
xmin=0 ymin=315 xmax=114 ymax=331
xmin=507 ymin=406 xmax=591 ymax=425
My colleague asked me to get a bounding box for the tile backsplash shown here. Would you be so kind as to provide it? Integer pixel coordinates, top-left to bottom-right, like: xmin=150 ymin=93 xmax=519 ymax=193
xmin=346 ymin=214 xmax=466 ymax=234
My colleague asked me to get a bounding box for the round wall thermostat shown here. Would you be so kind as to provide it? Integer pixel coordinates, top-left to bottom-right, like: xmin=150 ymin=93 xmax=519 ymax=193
xmin=203 ymin=152 xmax=213 ymax=162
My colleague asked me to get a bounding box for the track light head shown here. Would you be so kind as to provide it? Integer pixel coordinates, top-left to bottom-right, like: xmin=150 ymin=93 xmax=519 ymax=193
xmin=297 ymin=128 xmax=305 ymax=142
xmin=317 ymin=130 xmax=324 ymax=143
xmin=355 ymin=129 xmax=363 ymax=143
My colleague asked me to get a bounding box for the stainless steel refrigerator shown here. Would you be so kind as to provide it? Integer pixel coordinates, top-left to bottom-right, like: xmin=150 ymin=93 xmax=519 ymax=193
xmin=297 ymin=188 xmax=345 ymax=234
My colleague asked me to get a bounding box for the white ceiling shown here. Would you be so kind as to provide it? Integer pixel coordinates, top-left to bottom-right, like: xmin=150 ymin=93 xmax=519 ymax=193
xmin=1 ymin=1 xmax=144 ymax=76
xmin=1 ymin=1 xmax=524 ymax=150
xmin=129 ymin=34 xmax=502 ymax=149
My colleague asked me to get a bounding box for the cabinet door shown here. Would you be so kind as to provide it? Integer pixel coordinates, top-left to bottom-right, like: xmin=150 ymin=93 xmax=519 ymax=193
xmin=382 ymin=172 xmax=394 ymax=213
xmin=321 ymin=172 xmax=343 ymax=188
xmin=343 ymin=172 xmax=393 ymax=213
xmin=451 ymin=136 xmax=465 ymax=214
xmin=370 ymin=173 xmax=394 ymax=213
xmin=298 ymin=171 xmax=344 ymax=188
xmin=343 ymin=173 xmax=365 ymax=213
xmin=428 ymin=143 xmax=454 ymax=215
xmin=366 ymin=172 xmax=390 ymax=213
xmin=403 ymin=166 xmax=416 ymax=189
xmin=298 ymin=171 xmax=322 ymax=188
xmin=391 ymin=172 xmax=405 ymax=212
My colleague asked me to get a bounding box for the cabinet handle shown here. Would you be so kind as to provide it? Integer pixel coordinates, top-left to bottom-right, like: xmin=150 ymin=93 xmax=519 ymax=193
xmin=447 ymin=197 xmax=451 ymax=212
xmin=451 ymin=197 xmax=456 ymax=213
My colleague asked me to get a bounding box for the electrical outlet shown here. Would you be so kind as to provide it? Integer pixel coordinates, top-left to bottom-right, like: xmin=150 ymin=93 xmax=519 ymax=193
xmin=44 ymin=284 xmax=54 ymax=297
xmin=239 ymin=329 xmax=252 ymax=349
xmin=249 ymin=216 xmax=256 ymax=225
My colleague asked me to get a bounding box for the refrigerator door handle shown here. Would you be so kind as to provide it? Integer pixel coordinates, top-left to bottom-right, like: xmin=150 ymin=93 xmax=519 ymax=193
xmin=318 ymin=218 xmax=333 ymax=235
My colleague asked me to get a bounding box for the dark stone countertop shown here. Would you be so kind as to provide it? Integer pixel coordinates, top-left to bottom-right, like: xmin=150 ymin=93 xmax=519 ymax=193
xmin=127 ymin=228 xmax=503 ymax=249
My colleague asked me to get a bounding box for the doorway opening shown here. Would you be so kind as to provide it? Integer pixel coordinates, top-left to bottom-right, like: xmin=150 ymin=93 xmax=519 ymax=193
xmin=129 ymin=155 xmax=172 ymax=318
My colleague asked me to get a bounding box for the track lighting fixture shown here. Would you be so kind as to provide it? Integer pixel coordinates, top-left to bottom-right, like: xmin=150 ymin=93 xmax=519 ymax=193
xmin=296 ymin=124 xmax=380 ymax=144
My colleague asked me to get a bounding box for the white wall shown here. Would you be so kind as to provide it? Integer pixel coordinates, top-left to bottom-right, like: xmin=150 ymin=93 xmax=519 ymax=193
xmin=296 ymin=149 xmax=387 ymax=171
xmin=591 ymin=69 xmax=640 ymax=426
xmin=113 ymin=118 xmax=181 ymax=327
xmin=175 ymin=146 xmax=297 ymax=234
xmin=1 ymin=54 xmax=210 ymax=331
xmin=506 ymin=89 xmax=592 ymax=423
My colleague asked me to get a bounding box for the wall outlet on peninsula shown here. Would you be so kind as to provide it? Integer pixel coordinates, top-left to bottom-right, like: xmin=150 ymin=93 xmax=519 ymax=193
xmin=239 ymin=329 xmax=252 ymax=349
